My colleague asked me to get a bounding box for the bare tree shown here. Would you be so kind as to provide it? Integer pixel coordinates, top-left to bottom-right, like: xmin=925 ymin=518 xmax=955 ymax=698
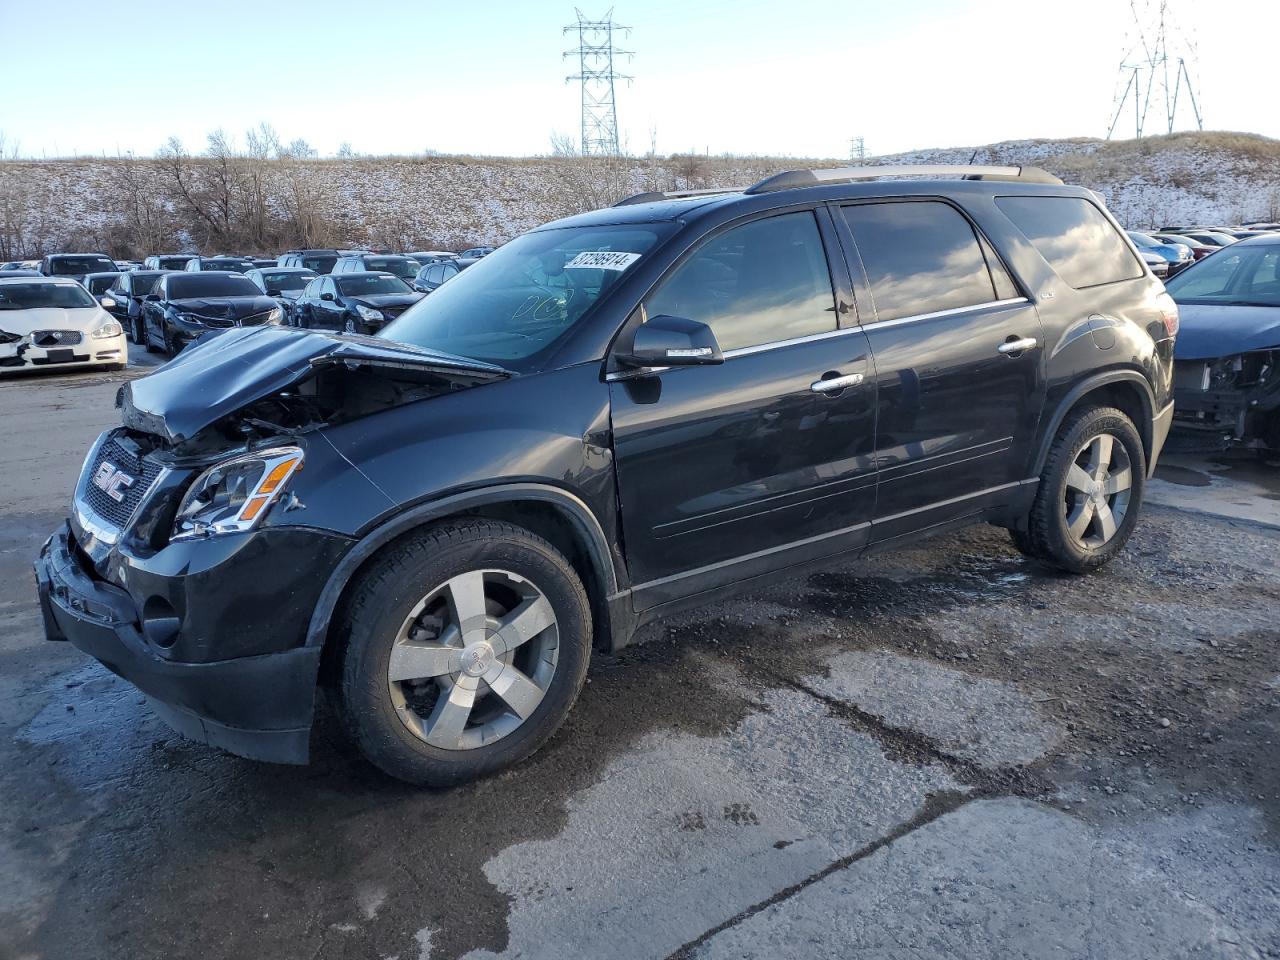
xmin=336 ymin=142 xmax=354 ymax=160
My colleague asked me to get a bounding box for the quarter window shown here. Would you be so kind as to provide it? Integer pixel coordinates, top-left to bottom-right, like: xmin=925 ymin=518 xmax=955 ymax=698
xmin=645 ymin=211 xmax=835 ymax=352
xmin=995 ymin=195 xmax=1143 ymax=289
xmin=842 ymin=201 xmax=1001 ymax=323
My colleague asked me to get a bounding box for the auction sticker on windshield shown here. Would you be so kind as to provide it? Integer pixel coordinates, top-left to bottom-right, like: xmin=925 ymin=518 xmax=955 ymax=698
xmin=564 ymin=251 xmax=641 ymax=271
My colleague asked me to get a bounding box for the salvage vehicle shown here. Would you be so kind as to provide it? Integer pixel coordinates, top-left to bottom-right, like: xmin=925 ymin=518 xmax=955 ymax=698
xmin=82 ymin=271 xmax=122 ymax=298
xmin=245 ymin=267 xmax=318 ymax=325
xmin=278 ymin=249 xmax=341 ymax=274
xmin=1166 ymin=234 xmax=1280 ymax=450
xmin=411 ymin=258 xmax=470 ymax=293
xmin=36 ymin=164 xmax=1177 ymax=785
xmin=102 ymin=270 xmax=170 ymax=344
xmin=332 ymin=253 xmax=421 ymax=283
xmin=184 ymin=256 xmax=254 ymax=274
xmin=140 ymin=271 xmax=283 ymax=356
xmin=0 ymin=276 xmax=127 ymax=372
xmin=39 ymin=253 xmax=117 ymax=284
xmin=1128 ymin=231 xmax=1193 ymax=275
xmin=143 ymin=254 xmax=195 ymax=271
xmin=293 ymin=272 xmax=424 ymax=333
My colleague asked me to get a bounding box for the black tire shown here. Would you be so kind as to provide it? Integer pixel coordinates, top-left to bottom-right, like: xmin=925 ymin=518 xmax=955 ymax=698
xmin=1013 ymin=405 xmax=1146 ymax=573
xmin=131 ymin=315 xmax=144 ymax=346
xmin=336 ymin=519 xmax=592 ymax=786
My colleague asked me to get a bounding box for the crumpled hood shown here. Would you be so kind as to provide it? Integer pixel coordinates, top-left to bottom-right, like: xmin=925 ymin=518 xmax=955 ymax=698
xmin=118 ymin=325 xmax=511 ymax=443
xmin=0 ymin=306 xmax=107 ymax=336
xmin=169 ymin=295 xmax=279 ymax=321
xmin=1173 ymin=303 xmax=1280 ymax=360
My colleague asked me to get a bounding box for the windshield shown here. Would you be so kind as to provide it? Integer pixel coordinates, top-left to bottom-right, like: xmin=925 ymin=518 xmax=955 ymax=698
xmin=157 ymin=257 xmax=192 ymax=269
xmin=301 ymin=255 xmax=337 ymax=273
xmin=1165 ymin=244 xmax=1280 ymax=307
xmin=338 ymin=274 xmax=412 ymax=297
xmin=204 ymin=259 xmax=251 ymax=273
xmin=262 ymin=271 xmax=315 ymax=293
xmin=49 ymin=256 xmax=114 ymax=275
xmin=383 ymin=224 xmax=668 ymax=371
xmin=167 ymin=274 xmax=261 ymax=298
xmin=85 ymin=275 xmax=118 ymax=294
xmin=361 ymin=257 xmax=418 ymax=280
xmin=0 ymin=282 xmax=97 ymax=310
xmin=1128 ymin=233 xmax=1160 ymax=249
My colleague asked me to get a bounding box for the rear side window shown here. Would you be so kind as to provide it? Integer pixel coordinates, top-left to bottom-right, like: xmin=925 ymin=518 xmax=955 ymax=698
xmin=995 ymin=196 xmax=1143 ymax=289
xmin=645 ymin=211 xmax=835 ymax=352
xmin=842 ymin=201 xmax=1001 ymax=323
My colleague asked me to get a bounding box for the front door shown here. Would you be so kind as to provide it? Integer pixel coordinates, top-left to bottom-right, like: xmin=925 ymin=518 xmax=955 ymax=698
xmin=609 ymin=209 xmax=879 ymax=609
xmin=836 ymin=199 xmax=1046 ymax=541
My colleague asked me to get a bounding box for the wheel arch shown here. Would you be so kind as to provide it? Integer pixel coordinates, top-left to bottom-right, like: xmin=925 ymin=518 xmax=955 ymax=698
xmin=306 ymin=483 xmax=628 ymax=670
xmin=1031 ymin=369 xmax=1156 ymax=478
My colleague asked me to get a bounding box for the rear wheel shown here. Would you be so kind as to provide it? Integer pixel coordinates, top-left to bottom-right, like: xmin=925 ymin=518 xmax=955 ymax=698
xmin=1013 ymin=406 xmax=1146 ymax=573
xmin=336 ymin=520 xmax=592 ymax=786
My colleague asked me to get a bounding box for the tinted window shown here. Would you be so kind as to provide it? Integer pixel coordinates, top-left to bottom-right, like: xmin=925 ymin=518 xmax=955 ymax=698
xmin=842 ymin=201 xmax=998 ymax=322
xmin=996 ymin=196 xmax=1143 ymax=289
xmin=0 ymin=283 xmax=96 ymax=309
xmin=362 ymin=257 xmax=418 ymax=280
xmin=262 ymin=271 xmax=315 ymax=293
xmin=166 ymin=274 xmax=261 ymax=298
xmin=646 ymin=211 xmax=834 ymax=351
xmin=48 ymin=256 xmax=114 ymax=275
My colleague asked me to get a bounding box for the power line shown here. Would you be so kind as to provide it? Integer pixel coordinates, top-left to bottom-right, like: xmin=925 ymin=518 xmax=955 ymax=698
xmin=564 ymin=8 xmax=633 ymax=156
xmin=1107 ymin=0 xmax=1203 ymax=140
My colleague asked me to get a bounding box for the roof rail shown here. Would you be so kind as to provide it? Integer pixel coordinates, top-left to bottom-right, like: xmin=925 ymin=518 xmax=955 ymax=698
xmin=744 ymin=164 xmax=1063 ymax=194
xmin=612 ymin=187 xmax=743 ymax=207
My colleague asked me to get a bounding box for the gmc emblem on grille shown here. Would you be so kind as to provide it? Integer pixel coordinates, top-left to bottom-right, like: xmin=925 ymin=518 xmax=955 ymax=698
xmin=92 ymin=462 xmax=136 ymax=502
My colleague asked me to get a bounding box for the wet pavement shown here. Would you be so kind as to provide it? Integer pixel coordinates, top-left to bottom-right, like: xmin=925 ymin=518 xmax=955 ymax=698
xmin=2 ymin=353 xmax=1278 ymax=960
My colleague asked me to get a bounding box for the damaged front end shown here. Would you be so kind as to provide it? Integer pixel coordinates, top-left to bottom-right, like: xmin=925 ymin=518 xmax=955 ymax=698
xmin=36 ymin=326 xmax=513 ymax=763
xmin=1173 ymin=349 xmax=1280 ymax=449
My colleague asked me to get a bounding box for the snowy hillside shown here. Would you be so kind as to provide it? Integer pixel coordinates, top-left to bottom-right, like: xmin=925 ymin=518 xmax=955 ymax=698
xmin=1 ymin=131 xmax=1277 ymax=257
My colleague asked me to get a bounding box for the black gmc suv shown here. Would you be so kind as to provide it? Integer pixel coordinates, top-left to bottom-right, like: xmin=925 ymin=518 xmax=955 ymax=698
xmin=35 ymin=165 xmax=1177 ymax=786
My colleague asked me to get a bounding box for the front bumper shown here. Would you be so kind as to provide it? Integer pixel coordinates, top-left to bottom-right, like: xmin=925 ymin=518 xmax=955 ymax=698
xmin=1150 ymin=400 xmax=1174 ymax=473
xmin=35 ymin=521 xmax=325 ymax=763
xmin=0 ymin=332 xmax=127 ymax=371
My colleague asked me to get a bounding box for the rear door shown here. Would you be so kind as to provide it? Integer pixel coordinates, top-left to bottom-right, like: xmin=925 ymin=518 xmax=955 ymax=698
xmin=836 ymin=199 xmax=1046 ymax=541
xmin=609 ymin=209 xmax=878 ymax=607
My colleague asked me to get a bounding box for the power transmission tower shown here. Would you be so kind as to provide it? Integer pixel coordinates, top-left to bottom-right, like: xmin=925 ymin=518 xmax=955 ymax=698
xmin=849 ymin=136 xmax=865 ymax=163
xmin=1107 ymin=0 xmax=1203 ymax=140
xmin=564 ymin=8 xmax=633 ymax=156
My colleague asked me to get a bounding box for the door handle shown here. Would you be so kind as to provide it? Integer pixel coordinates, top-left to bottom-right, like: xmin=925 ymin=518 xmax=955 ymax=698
xmin=997 ymin=337 xmax=1038 ymax=355
xmin=810 ymin=372 xmax=864 ymax=393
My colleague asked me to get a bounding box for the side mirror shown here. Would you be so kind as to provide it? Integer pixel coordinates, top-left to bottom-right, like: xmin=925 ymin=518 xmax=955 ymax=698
xmin=618 ymin=314 xmax=724 ymax=368
xmin=99 ymin=296 xmax=117 ymax=308
xmin=320 ymin=292 xmax=335 ymax=302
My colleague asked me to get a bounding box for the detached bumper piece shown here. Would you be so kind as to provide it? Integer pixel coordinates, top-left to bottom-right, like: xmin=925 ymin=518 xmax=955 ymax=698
xmin=34 ymin=522 xmax=319 ymax=763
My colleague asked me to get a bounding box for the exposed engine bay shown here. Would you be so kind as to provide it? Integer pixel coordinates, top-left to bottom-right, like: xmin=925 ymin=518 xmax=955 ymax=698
xmin=1173 ymin=350 xmax=1280 ymax=449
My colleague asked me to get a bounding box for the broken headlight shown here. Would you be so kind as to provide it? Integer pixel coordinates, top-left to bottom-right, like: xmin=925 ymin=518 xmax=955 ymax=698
xmin=171 ymin=446 xmax=304 ymax=541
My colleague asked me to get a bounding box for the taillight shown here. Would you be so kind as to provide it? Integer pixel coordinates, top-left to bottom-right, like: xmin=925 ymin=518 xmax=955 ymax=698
xmin=1155 ymin=292 xmax=1179 ymax=338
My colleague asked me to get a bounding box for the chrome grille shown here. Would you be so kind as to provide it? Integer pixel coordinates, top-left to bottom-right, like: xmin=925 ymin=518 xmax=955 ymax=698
xmin=78 ymin=433 xmax=165 ymax=532
xmin=33 ymin=329 xmax=83 ymax=347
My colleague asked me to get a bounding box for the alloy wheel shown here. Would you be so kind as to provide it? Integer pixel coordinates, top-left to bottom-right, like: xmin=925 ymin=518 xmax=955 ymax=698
xmin=1062 ymin=431 xmax=1133 ymax=550
xmin=387 ymin=569 xmax=559 ymax=750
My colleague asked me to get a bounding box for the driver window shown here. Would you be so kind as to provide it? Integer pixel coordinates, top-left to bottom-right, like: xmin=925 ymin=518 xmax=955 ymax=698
xmin=644 ymin=211 xmax=835 ymax=352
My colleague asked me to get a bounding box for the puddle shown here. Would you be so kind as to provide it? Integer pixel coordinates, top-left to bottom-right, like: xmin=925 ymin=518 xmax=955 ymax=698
xmin=1154 ymin=464 xmax=1212 ymax=487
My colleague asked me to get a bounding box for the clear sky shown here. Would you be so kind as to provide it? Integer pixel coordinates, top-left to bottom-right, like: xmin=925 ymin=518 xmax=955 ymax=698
xmin=1 ymin=0 xmax=1276 ymax=160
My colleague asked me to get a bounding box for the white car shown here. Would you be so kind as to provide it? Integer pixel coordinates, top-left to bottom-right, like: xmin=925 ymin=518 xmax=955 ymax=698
xmin=0 ymin=277 xmax=128 ymax=373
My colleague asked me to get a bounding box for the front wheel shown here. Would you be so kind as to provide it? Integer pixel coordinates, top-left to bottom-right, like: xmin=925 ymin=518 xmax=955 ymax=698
xmin=1013 ymin=405 xmax=1146 ymax=573
xmin=336 ymin=520 xmax=592 ymax=786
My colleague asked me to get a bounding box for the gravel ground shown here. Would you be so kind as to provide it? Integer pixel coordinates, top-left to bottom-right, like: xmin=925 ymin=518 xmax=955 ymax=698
xmin=1 ymin=349 xmax=1277 ymax=960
